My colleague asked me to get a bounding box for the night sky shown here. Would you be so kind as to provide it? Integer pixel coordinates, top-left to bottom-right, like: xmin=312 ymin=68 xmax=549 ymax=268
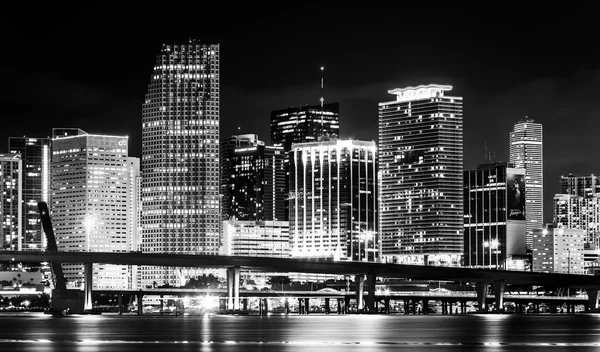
xmin=2 ymin=4 xmax=598 ymax=223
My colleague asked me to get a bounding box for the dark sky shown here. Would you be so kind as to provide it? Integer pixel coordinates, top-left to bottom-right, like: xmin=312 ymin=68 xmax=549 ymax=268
xmin=2 ymin=4 xmax=599 ymax=223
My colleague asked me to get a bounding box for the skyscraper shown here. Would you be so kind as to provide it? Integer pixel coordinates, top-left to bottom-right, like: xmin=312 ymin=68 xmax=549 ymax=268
xmin=0 ymin=153 xmax=22 ymax=252
xmin=51 ymin=129 xmax=138 ymax=289
xmin=221 ymin=134 xmax=286 ymax=221
xmin=289 ymin=139 xmax=378 ymax=262
xmin=463 ymin=162 xmax=527 ymax=269
xmin=142 ymin=40 xmax=220 ymax=286
xmin=509 ymin=118 xmax=543 ymax=250
xmin=378 ymin=84 xmax=463 ymax=266
xmin=8 ymin=137 xmax=51 ymax=251
xmin=560 ymin=173 xmax=600 ymax=197
xmin=270 ymin=102 xmax=340 ymax=152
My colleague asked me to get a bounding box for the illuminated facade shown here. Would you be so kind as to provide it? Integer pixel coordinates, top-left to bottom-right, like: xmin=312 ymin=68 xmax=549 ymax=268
xmin=142 ymin=40 xmax=220 ymax=286
xmin=270 ymin=102 xmax=340 ymax=152
xmin=554 ymin=194 xmax=600 ymax=248
xmin=463 ymin=162 xmax=527 ymax=269
xmin=532 ymin=224 xmax=584 ymax=274
xmin=560 ymin=173 xmax=600 ymax=197
xmin=221 ymin=134 xmax=286 ymax=222
xmin=378 ymin=84 xmax=463 ymax=266
xmin=289 ymin=139 xmax=377 ymax=261
xmin=0 ymin=154 xmax=22 ymax=251
xmin=222 ymin=220 xmax=290 ymax=258
xmin=509 ymin=118 xmax=543 ymax=250
xmin=51 ymin=129 xmax=138 ymax=289
xmin=8 ymin=137 xmax=51 ymax=251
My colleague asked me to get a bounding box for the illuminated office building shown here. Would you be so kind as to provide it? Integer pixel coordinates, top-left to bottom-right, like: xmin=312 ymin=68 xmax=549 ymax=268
xmin=51 ymin=128 xmax=138 ymax=289
xmin=221 ymin=134 xmax=285 ymax=221
xmin=142 ymin=40 xmax=220 ymax=286
xmin=0 ymin=154 xmax=22 ymax=252
xmin=270 ymin=102 xmax=340 ymax=152
xmin=222 ymin=220 xmax=290 ymax=258
xmin=463 ymin=162 xmax=527 ymax=270
xmin=378 ymin=84 xmax=463 ymax=266
xmin=532 ymin=224 xmax=584 ymax=274
xmin=509 ymin=118 xmax=543 ymax=250
xmin=8 ymin=137 xmax=51 ymax=251
xmin=560 ymin=173 xmax=600 ymax=197
xmin=289 ymin=139 xmax=377 ymax=262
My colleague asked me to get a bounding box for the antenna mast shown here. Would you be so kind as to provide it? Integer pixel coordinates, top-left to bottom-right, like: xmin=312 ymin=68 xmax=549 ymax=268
xmin=320 ymin=66 xmax=324 ymax=137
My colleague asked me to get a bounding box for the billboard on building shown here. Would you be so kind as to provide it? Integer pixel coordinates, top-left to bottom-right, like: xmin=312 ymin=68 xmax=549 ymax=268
xmin=507 ymin=171 xmax=526 ymax=221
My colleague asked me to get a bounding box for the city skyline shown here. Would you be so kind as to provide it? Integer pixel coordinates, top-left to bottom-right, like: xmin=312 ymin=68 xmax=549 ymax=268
xmin=1 ymin=5 xmax=599 ymax=224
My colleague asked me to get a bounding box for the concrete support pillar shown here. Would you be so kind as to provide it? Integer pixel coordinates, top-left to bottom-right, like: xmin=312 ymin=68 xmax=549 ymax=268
xmin=285 ymin=298 xmax=290 ymax=315
xmin=243 ymin=298 xmax=248 ymax=312
xmin=263 ymin=298 xmax=269 ymax=315
xmin=492 ymin=280 xmax=506 ymax=313
xmin=587 ymin=289 xmax=600 ymax=311
xmin=325 ymin=298 xmax=330 ymax=314
xmin=298 ymin=298 xmax=303 ymax=314
xmin=84 ymin=262 xmax=93 ymax=311
xmin=355 ymin=275 xmax=365 ymax=313
xmin=366 ymin=273 xmax=377 ymax=313
xmin=345 ymin=296 xmax=351 ymax=314
xmin=117 ymin=293 xmax=123 ymax=315
xmin=226 ymin=267 xmax=240 ymax=312
xmin=136 ymin=292 xmax=143 ymax=315
xmin=159 ymin=294 xmax=164 ymax=315
xmin=475 ymin=282 xmax=489 ymax=312
xmin=412 ymin=300 xmax=417 ymax=315
xmin=384 ymin=298 xmax=390 ymax=314
xmin=337 ymin=298 xmax=343 ymax=314
xmin=404 ymin=300 xmax=409 ymax=315
xmin=304 ymin=297 xmax=310 ymax=315
xmin=423 ymin=299 xmax=429 ymax=314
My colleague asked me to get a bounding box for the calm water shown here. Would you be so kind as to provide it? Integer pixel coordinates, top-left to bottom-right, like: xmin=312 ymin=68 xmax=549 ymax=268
xmin=1 ymin=312 xmax=600 ymax=351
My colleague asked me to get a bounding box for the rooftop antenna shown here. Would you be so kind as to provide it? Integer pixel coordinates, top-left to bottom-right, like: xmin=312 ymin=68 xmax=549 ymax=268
xmin=484 ymin=140 xmax=488 ymax=163
xmin=320 ymin=66 xmax=324 ymax=137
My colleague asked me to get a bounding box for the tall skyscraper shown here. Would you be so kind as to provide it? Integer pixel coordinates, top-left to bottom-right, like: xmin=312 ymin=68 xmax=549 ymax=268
xmin=463 ymin=162 xmax=527 ymax=269
xmin=509 ymin=118 xmax=543 ymax=250
xmin=51 ymin=129 xmax=138 ymax=289
xmin=289 ymin=139 xmax=378 ymax=262
xmin=8 ymin=137 xmax=51 ymax=251
xmin=270 ymin=102 xmax=340 ymax=152
xmin=142 ymin=40 xmax=220 ymax=286
xmin=0 ymin=153 xmax=22 ymax=252
xmin=378 ymin=84 xmax=463 ymax=266
xmin=221 ymin=134 xmax=286 ymax=221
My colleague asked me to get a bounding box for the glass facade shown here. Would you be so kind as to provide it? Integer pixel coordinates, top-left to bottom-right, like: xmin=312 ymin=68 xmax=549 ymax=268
xmin=509 ymin=119 xmax=543 ymax=250
xmin=221 ymin=134 xmax=286 ymax=222
xmin=141 ymin=40 xmax=220 ymax=286
xmin=378 ymin=85 xmax=463 ymax=265
xmin=0 ymin=154 xmax=22 ymax=252
xmin=289 ymin=139 xmax=377 ymax=262
xmin=8 ymin=137 xmax=51 ymax=251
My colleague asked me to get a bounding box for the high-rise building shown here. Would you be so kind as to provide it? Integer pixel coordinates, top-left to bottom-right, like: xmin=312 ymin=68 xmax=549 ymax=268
xmin=554 ymin=194 xmax=600 ymax=247
xmin=509 ymin=118 xmax=543 ymax=250
xmin=8 ymin=137 xmax=51 ymax=251
xmin=463 ymin=162 xmax=527 ymax=269
xmin=270 ymin=102 xmax=340 ymax=152
xmin=0 ymin=154 xmax=22 ymax=252
xmin=560 ymin=173 xmax=600 ymax=197
xmin=378 ymin=84 xmax=463 ymax=266
xmin=51 ymin=128 xmax=138 ymax=289
xmin=141 ymin=40 xmax=220 ymax=286
xmin=532 ymin=224 xmax=584 ymax=274
xmin=289 ymin=139 xmax=378 ymax=262
xmin=222 ymin=220 xmax=290 ymax=258
xmin=221 ymin=134 xmax=286 ymax=221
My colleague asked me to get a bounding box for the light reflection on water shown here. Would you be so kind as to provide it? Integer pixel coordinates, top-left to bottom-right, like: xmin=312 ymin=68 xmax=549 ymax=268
xmin=2 ymin=313 xmax=600 ymax=351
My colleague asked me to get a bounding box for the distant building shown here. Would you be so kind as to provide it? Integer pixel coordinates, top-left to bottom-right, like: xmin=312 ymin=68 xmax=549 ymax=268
xmin=560 ymin=173 xmax=600 ymax=197
xmin=141 ymin=40 xmax=220 ymax=287
xmin=221 ymin=134 xmax=286 ymax=222
xmin=289 ymin=139 xmax=377 ymax=262
xmin=51 ymin=128 xmax=138 ymax=289
xmin=270 ymin=102 xmax=340 ymax=152
xmin=8 ymin=137 xmax=51 ymax=251
xmin=378 ymin=84 xmax=463 ymax=266
xmin=509 ymin=118 xmax=543 ymax=250
xmin=532 ymin=224 xmax=584 ymax=274
xmin=0 ymin=154 xmax=22 ymax=252
xmin=222 ymin=220 xmax=290 ymax=258
xmin=463 ymin=162 xmax=527 ymax=270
